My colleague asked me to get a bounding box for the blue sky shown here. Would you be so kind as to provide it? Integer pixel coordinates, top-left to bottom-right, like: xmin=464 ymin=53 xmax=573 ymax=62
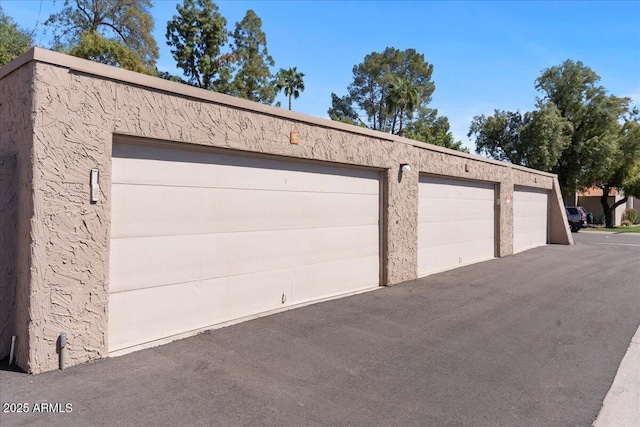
xmin=2 ymin=0 xmax=639 ymax=151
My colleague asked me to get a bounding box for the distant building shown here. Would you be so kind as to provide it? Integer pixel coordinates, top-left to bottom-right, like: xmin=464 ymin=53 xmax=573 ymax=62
xmin=570 ymin=187 xmax=636 ymax=226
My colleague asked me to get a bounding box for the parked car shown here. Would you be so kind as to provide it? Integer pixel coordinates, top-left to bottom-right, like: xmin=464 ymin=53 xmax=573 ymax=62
xmin=566 ymin=206 xmax=588 ymax=232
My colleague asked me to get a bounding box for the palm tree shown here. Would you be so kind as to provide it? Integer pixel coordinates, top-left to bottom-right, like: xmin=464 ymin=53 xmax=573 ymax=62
xmin=275 ymin=67 xmax=305 ymax=110
xmin=385 ymin=77 xmax=419 ymax=136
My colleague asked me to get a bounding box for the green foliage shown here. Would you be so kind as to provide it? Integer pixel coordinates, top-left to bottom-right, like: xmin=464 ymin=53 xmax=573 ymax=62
xmin=328 ymin=47 xmax=465 ymax=152
xmin=385 ymin=77 xmax=419 ymax=135
xmin=0 ymin=7 xmax=33 ymax=67
xmin=68 ymin=31 xmax=153 ymax=74
xmin=330 ymin=47 xmax=435 ymax=133
xmin=275 ymin=67 xmax=305 ymax=110
xmin=613 ymin=117 xmax=640 ymax=199
xmin=582 ymin=101 xmax=639 ymax=227
xmin=469 ymin=59 xmax=637 ymax=188
xmin=45 ymin=0 xmax=158 ymax=69
xmin=156 ymin=70 xmax=188 ymax=84
xmin=469 ymin=104 xmax=572 ymax=171
xmin=468 ymin=59 xmax=639 ymax=228
xmin=405 ymin=107 xmax=468 ymax=152
xmin=469 ymin=110 xmax=525 ymax=163
xmin=166 ymin=0 xmax=232 ymax=91
xmin=623 ymin=208 xmax=638 ymax=224
xmin=229 ymin=10 xmax=275 ymax=104
xmin=520 ymin=104 xmax=574 ymax=171
xmin=328 ymin=93 xmax=362 ymax=125
xmin=535 ymin=60 xmax=633 ymax=193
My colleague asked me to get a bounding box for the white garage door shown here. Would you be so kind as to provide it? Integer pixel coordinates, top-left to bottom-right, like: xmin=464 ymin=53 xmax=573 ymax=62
xmin=513 ymin=187 xmax=548 ymax=253
xmin=109 ymin=142 xmax=380 ymax=354
xmin=418 ymin=176 xmax=496 ymax=277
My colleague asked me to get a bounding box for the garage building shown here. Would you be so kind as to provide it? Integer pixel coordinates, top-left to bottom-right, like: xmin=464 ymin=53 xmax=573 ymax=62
xmin=0 ymin=49 xmax=572 ymax=373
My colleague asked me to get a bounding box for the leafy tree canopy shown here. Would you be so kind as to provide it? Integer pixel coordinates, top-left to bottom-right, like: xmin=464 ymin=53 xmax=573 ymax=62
xmin=468 ymin=59 xmax=639 ymax=227
xmin=328 ymin=47 xmax=465 ymax=152
xmin=0 ymin=7 xmax=33 ymax=67
xmin=617 ymin=118 xmax=640 ymax=198
xmin=328 ymin=92 xmax=363 ymax=126
xmin=68 ymin=30 xmax=153 ymax=74
xmin=406 ymin=107 xmax=469 ymax=153
xmin=329 ymin=47 xmax=435 ymax=133
xmin=229 ymin=9 xmax=275 ymax=104
xmin=166 ymin=0 xmax=232 ymax=91
xmin=535 ymin=60 xmax=633 ymax=192
xmin=469 ymin=104 xmax=572 ymax=171
xmin=45 ymin=0 xmax=158 ymax=69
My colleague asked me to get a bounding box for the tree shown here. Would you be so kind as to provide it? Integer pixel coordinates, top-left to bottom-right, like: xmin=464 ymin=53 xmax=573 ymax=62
xmin=536 ymin=60 xmax=631 ymax=186
xmin=156 ymin=70 xmax=188 ymax=84
xmin=537 ymin=60 xmax=637 ymax=227
xmin=229 ymin=10 xmax=276 ymax=104
xmin=468 ymin=59 xmax=638 ymax=228
xmin=469 ymin=110 xmax=525 ymax=163
xmin=327 ymin=47 xmax=465 ymax=152
xmin=329 ymin=47 xmax=435 ymax=133
xmin=405 ymin=107 xmax=468 ymax=152
xmin=45 ymin=0 xmax=158 ymax=69
xmin=275 ymin=67 xmax=305 ymax=110
xmin=591 ymin=114 xmax=640 ymax=227
xmin=469 ymin=104 xmax=572 ymax=171
xmin=385 ymin=77 xmax=419 ymax=135
xmin=166 ymin=0 xmax=233 ymax=91
xmin=328 ymin=93 xmax=363 ymax=126
xmin=68 ymin=30 xmax=152 ymax=74
xmin=0 ymin=7 xmax=33 ymax=67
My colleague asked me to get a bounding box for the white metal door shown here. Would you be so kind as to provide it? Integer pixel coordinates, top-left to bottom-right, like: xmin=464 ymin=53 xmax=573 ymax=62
xmin=418 ymin=176 xmax=496 ymax=276
xmin=513 ymin=187 xmax=548 ymax=253
xmin=109 ymin=142 xmax=380 ymax=354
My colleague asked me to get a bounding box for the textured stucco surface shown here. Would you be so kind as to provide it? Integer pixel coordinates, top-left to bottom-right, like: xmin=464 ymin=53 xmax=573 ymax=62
xmin=0 ymin=64 xmax=35 ymax=364
xmin=1 ymin=49 xmax=572 ymax=373
xmin=25 ymin=63 xmax=114 ymax=373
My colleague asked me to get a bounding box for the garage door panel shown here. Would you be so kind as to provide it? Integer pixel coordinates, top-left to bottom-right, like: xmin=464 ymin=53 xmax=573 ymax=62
xmin=109 ymin=251 xmax=380 ymax=352
xmin=291 ymin=255 xmax=379 ymax=302
xmin=418 ymin=176 xmax=496 ymax=277
xmin=417 ymin=221 xmax=459 ymax=242
xmin=110 ymin=142 xmax=381 ymax=353
xmin=418 ymin=199 xmax=495 ymax=223
xmin=111 ymin=184 xmax=378 ymax=238
xmin=418 ymin=219 xmax=494 ymax=247
xmin=109 ymin=268 xmax=295 ymax=352
xmin=516 ymin=217 xmax=547 ymax=233
xmin=110 ymin=225 xmax=379 ymax=294
xmin=110 ymin=236 xmax=201 ymax=293
xmin=112 ymin=143 xmax=379 ymax=195
xmin=420 ymin=177 xmax=495 ymax=200
xmin=514 ymin=188 xmax=548 ymax=253
xmin=418 ymin=237 xmax=494 ymax=274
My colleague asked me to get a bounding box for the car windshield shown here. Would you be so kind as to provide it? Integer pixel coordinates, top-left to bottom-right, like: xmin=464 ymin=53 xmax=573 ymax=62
xmin=567 ymin=208 xmax=579 ymax=214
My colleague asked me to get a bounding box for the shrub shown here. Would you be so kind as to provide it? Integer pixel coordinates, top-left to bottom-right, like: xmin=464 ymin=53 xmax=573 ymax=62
xmin=621 ymin=220 xmax=632 ymax=227
xmin=623 ymin=208 xmax=638 ymax=225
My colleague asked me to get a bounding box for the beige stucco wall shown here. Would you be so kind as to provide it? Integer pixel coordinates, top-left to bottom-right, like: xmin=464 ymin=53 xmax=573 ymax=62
xmin=0 ymin=48 xmax=572 ymax=373
xmin=0 ymin=63 xmax=36 ymax=362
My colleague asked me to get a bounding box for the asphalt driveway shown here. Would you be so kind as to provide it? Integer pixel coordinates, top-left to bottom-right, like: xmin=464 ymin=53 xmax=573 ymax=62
xmin=1 ymin=231 xmax=639 ymax=426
